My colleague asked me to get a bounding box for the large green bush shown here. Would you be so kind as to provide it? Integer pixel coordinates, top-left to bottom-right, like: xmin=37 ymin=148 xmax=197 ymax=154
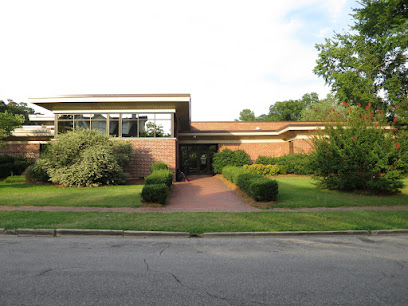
xmin=30 ymin=129 xmax=132 ymax=187
xmin=0 ymin=155 xmax=34 ymax=178
xmin=310 ymin=103 xmax=408 ymax=193
xmin=213 ymin=148 xmax=251 ymax=173
xmin=141 ymin=183 xmax=168 ymax=204
xmin=145 ymin=169 xmax=173 ymax=187
xmin=255 ymin=154 xmax=312 ymax=175
xmin=222 ymin=166 xmax=279 ymax=201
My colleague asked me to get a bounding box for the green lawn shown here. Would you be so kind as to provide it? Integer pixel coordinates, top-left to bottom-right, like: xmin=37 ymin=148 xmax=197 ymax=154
xmin=272 ymin=177 xmax=408 ymax=208
xmin=0 ymin=183 xmax=143 ymax=208
xmin=0 ymin=211 xmax=407 ymax=233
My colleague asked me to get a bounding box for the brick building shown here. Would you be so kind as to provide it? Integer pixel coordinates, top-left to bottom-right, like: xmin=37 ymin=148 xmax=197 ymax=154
xmin=1 ymin=94 xmax=324 ymax=179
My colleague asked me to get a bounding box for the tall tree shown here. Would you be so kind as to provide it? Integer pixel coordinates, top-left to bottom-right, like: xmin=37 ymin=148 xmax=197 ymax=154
xmin=0 ymin=100 xmax=35 ymax=125
xmin=314 ymin=0 xmax=408 ymax=120
xmin=237 ymin=109 xmax=257 ymax=121
xmin=301 ymin=93 xmax=344 ymax=121
xmin=0 ymin=111 xmax=24 ymax=146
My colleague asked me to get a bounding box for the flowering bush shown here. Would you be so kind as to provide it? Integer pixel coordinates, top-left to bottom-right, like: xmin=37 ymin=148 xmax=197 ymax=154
xmin=310 ymin=103 xmax=408 ymax=193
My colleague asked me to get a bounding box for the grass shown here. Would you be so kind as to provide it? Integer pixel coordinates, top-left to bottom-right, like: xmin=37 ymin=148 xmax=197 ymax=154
xmin=0 ymin=181 xmax=143 ymax=208
xmin=271 ymin=176 xmax=408 ymax=208
xmin=0 ymin=210 xmax=407 ymax=233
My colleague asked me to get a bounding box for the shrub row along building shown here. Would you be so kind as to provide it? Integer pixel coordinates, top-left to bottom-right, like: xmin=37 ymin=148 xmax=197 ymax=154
xmin=1 ymin=94 xmax=323 ymax=179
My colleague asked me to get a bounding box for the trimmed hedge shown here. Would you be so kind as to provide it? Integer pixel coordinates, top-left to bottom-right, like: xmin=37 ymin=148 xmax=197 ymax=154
xmin=242 ymin=164 xmax=286 ymax=176
xmin=150 ymin=161 xmax=169 ymax=172
xmin=255 ymin=154 xmax=312 ymax=175
xmin=222 ymin=166 xmax=279 ymax=201
xmin=145 ymin=169 xmax=173 ymax=187
xmin=142 ymin=162 xmax=173 ymax=204
xmin=23 ymin=159 xmax=50 ymax=183
xmin=141 ymin=183 xmax=168 ymax=204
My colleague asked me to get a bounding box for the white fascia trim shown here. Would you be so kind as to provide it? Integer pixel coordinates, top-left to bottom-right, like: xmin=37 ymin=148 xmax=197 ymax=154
xmin=29 ymin=115 xmax=55 ymax=121
xmin=4 ymin=141 xmax=50 ymax=144
xmin=178 ymin=126 xmax=324 ymax=137
xmin=178 ymin=139 xmax=286 ymax=144
xmin=54 ymin=109 xmax=176 ymax=114
xmin=111 ymin=137 xmax=177 ymax=141
xmin=30 ymin=97 xmax=190 ymax=103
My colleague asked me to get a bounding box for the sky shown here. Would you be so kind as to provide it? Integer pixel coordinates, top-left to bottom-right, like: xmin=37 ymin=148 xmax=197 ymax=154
xmin=0 ymin=0 xmax=359 ymax=121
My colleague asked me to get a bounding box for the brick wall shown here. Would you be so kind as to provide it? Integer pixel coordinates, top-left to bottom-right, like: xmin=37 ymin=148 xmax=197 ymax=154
xmin=219 ymin=142 xmax=290 ymax=162
xmin=123 ymin=139 xmax=177 ymax=179
xmin=0 ymin=143 xmax=41 ymax=159
xmin=292 ymin=139 xmax=313 ymax=154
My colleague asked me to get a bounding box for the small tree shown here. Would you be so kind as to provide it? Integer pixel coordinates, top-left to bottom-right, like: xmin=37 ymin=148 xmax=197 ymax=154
xmin=310 ymin=102 xmax=407 ymax=193
xmin=0 ymin=111 xmax=24 ymax=146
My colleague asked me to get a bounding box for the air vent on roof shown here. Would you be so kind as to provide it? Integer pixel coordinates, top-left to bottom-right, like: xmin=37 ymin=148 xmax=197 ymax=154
xmin=255 ymin=127 xmax=261 ymax=130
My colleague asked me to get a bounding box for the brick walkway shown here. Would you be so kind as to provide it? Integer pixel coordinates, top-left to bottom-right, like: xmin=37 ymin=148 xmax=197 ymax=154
xmin=165 ymin=175 xmax=259 ymax=212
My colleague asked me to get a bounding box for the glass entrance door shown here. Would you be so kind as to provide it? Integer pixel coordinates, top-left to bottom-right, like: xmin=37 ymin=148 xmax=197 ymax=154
xmin=180 ymin=145 xmax=217 ymax=174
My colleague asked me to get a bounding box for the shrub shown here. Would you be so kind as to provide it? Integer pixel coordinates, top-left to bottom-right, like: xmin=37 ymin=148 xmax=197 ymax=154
xmin=141 ymin=183 xmax=168 ymax=204
xmin=213 ymin=149 xmax=251 ymax=173
xmin=150 ymin=161 xmax=169 ymax=172
xmin=36 ymin=129 xmax=132 ymax=187
xmin=23 ymin=159 xmax=50 ymax=183
xmin=310 ymin=103 xmax=408 ymax=193
xmin=246 ymin=177 xmax=279 ymax=201
xmin=2 ymin=175 xmax=25 ymax=184
xmin=145 ymin=169 xmax=173 ymax=187
xmin=222 ymin=166 xmax=279 ymax=201
xmin=0 ymin=155 xmax=34 ymax=178
xmin=255 ymin=154 xmax=312 ymax=175
xmin=222 ymin=165 xmax=251 ymax=184
xmin=242 ymin=164 xmax=281 ymax=176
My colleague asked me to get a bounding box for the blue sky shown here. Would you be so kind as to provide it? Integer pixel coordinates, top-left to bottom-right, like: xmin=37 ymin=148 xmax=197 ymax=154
xmin=0 ymin=0 xmax=360 ymax=121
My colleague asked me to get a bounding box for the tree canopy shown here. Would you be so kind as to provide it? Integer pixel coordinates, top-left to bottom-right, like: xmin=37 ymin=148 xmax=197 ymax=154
xmin=0 ymin=100 xmax=35 ymax=125
xmin=0 ymin=111 xmax=24 ymax=146
xmin=314 ymin=0 xmax=408 ymax=120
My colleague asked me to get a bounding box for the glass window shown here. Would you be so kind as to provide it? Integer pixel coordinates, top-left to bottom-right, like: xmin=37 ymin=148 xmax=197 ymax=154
xmin=109 ymin=114 xmax=120 ymax=137
xmin=58 ymin=120 xmax=73 ymax=134
xmin=139 ymin=114 xmax=155 ymax=137
xmin=122 ymin=114 xmax=138 ymax=137
xmin=74 ymin=114 xmax=91 ymax=130
xmin=91 ymin=114 xmax=107 ymax=134
xmin=155 ymin=120 xmax=172 ymax=137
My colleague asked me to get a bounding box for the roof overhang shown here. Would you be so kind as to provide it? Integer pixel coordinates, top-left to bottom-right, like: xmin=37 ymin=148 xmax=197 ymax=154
xmin=29 ymin=94 xmax=191 ymax=130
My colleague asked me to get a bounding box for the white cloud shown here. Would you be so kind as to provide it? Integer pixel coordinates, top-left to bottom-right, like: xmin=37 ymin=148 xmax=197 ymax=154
xmin=0 ymin=0 xmax=354 ymax=120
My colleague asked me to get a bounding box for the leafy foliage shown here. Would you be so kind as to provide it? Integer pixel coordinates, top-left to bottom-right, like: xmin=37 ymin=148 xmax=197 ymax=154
xmin=31 ymin=129 xmax=132 ymax=187
xmin=255 ymin=154 xmax=312 ymax=175
xmin=0 ymin=155 xmax=34 ymax=178
xmin=310 ymin=102 xmax=407 ymax=193
xmin=212 ymin=148 xmax=251 ymax=173
xmin=141 ymin=183 xmax=168 ymax=204
xmin=314 ymin=0 xmax=408 ymax=121
xmin=242 ymin=164 xmax=283 ymax=176
xmin=150 ymin=161 xmax=169 ymax=172
xmin=145 ymin=169 xmax=173 ymax=187
xmin=0 ymin=100 xmax=35 ymax=125
xmin=222 ymin=166 xmax=279 ymax=201
xmin=0 ymin=111 xmax=24 ymax=145
xmin=24 ymin=159 xmax=50 ymax=183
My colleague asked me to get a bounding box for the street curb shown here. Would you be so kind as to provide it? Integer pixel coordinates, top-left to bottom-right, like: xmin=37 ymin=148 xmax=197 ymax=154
xmin=1 ymin=228 xmax=408 ymax=238
xmin=124 ymin=231 xmax=190 ymax=237
xmin=16 ymin=229 xmax=55 ymax=237
xmin=56 ymin=229 xmax=123 ymax=236
xmin=370 ymin=229 xmax=408 ymax=235
xmin=201 ymin=230 xmax=370 ymax=238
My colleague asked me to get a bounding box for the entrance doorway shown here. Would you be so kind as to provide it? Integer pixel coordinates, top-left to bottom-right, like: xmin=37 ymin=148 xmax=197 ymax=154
xmin=180 ymin=144 xmax=217 ymax=174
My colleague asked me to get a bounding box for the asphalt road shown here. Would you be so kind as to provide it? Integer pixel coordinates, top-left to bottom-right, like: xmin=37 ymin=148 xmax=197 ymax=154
xmin=1 ymin=235 xmax=407 ymax=305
